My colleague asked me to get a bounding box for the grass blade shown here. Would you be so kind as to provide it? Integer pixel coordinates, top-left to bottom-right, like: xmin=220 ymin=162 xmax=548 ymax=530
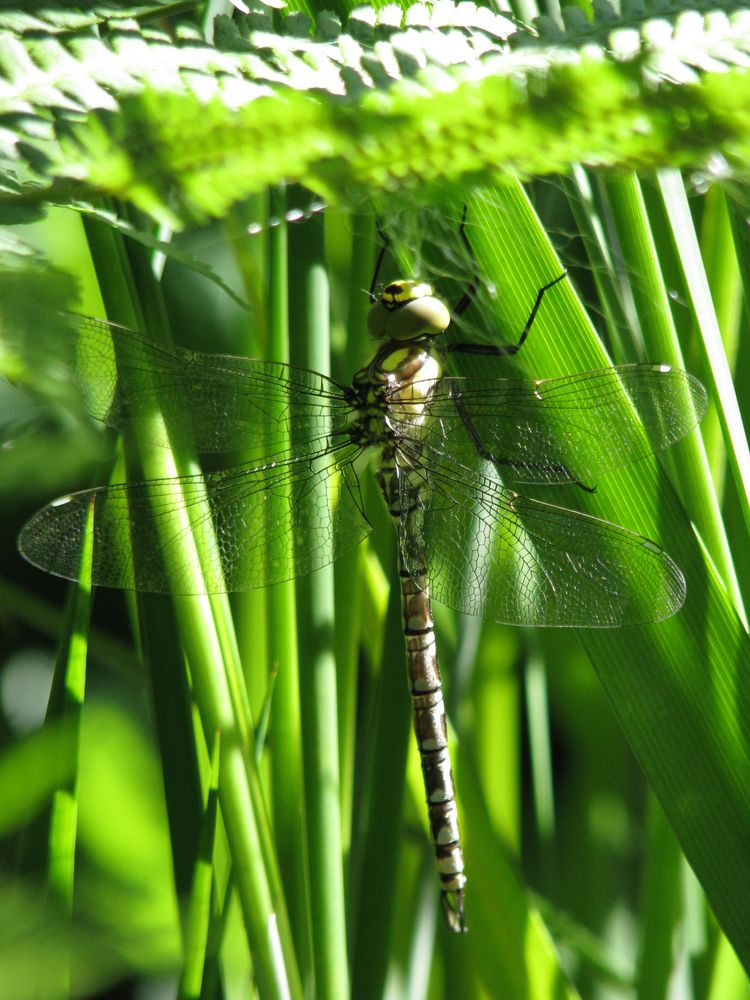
xmin=289 ymin=203 xmax=350 ymax=998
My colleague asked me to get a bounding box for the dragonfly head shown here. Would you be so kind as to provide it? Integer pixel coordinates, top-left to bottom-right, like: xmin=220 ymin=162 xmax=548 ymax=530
xmin=367 ymin=279 xmax=450 ymax=342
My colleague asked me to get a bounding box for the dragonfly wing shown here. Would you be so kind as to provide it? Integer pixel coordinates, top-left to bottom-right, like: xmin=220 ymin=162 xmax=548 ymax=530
xmin=398 ymin=364 xmax=706 ymax=487
xmin=18 ymin=442 xmax=370 ymax=594
xmin=59 ymin=312 xmax=351 ymax=455
xmin=409 ymin=450 xmax=685 ymax=627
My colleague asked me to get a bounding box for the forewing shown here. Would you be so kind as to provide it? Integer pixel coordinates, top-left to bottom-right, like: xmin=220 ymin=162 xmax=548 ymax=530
xmin=408 ymin=448 xmax=685 ymax=627
xmin=18 ymin=442 xmax=370 ymax=594
xmin=59 ymin=312 xmax=351 ymax=455
xmin=393 ymin=364 xmax=706 ymax=487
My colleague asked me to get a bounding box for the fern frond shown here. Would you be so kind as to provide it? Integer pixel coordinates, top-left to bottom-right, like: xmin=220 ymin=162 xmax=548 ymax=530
xmin=1 ymin=2 xmax=749 ymax=223
xmin=0 ymin=2 xmax=189 ymax=34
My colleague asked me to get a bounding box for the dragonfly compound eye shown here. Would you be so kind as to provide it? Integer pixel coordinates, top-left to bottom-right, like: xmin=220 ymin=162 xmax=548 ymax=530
xmin=367 ymin=279 xmax=450 ymax=342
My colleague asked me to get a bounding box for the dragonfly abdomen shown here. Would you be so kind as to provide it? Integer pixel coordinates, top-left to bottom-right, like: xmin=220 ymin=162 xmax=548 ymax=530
xmin=377 ymin=439 xmax=467 ymax=931
xmin=401 ymin=572 xmax=467 ymax=932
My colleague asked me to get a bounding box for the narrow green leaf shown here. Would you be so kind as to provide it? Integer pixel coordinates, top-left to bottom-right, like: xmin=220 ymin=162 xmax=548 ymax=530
xmin=289 ymin=204 xmax=350 ymax=1000
xmin=178 ymin=732 xmax=220 ymax=1000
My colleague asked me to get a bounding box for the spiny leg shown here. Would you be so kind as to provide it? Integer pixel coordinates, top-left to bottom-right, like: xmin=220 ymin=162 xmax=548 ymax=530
xmin=447 ymin=271 xmax=568 ymax=358
xmin=442 ymin=233 xmax=581 ymax=486
xmin=369 ymin=203 xmax=480 ymax=314
xmin=449 ymin=387 xmax=596 ymax=493
xmin=369 ymin=217 xmax=391 ymax=303
xmin=451 ymin=204 xmax=479 ymax=320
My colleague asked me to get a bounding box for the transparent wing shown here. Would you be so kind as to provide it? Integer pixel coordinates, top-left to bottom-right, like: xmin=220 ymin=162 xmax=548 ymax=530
xmin=400 ymin=446 xmax=685 ymax=627
xmin=18 ymin=442 xmax=370 ymax=594
xmin=57 ymin=312 xmax=351 ymax=454
xmin=391 ymin=364 xmax=706 ymax=487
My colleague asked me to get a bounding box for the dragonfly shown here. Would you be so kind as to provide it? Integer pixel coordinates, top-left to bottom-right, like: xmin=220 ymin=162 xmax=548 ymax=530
xmin=17 ymin=214 xmax=707 ymax=932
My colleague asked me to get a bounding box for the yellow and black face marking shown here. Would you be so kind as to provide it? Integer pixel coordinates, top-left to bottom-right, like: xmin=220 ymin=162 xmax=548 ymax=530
xmin=367 ymin=278 xmax=451 ymax=343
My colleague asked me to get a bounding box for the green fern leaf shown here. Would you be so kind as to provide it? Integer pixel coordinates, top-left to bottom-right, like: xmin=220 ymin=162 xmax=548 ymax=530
xmin=1 ymin=2 xmax=749 ymax=222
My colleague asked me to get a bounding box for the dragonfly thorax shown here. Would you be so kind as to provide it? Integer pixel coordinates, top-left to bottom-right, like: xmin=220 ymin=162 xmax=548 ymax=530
xmin=346 ymin=339 xmax=443 ymax=450
xmin=367 ymin=279 xmax=450 ymax=343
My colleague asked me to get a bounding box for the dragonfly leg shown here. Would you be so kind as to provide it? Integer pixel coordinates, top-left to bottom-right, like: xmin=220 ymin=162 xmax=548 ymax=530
xmin=447 ymin=271 xmax=567 ymax=357
xmin=369 ymin=204 xmax=479 ymax=316
xmin=450 ymin=388 xmax=597 ymax=492
xmin=369 ymin=218 xmax=391 ymax=303
xmin=451 ymin=204 xmax=479 ymax=320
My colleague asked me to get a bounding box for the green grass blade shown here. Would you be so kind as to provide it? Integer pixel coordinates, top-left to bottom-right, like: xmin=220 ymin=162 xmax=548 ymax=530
xmin=699 ymin=187 xmax=742 ymax=498
xmin=43 ymin=496 xmax=94 ymax=997
xmin=658 ymin=169 xmax=750 ymax=571
xmin=261 ymin=187 xmax=310 ymax=965
xmin=289 ymin=205 xmax=350 ymax=998
xmin=601 ymin=171 xmax=743 ymax=617
xmin=336 ymin=206 xmax=374 ymax=889
xmin=636 ymin=794 xmax=682 ymax=1000
xmin=45 ymin=497 xmax=93 ymax=895
xmin=456 ymin=754 xmax=581 ymax=1000
xmin=178 ymin=733 xmax=220 ymax=1000
xmin=350 ymin=572 xmax=411 ymax=1000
